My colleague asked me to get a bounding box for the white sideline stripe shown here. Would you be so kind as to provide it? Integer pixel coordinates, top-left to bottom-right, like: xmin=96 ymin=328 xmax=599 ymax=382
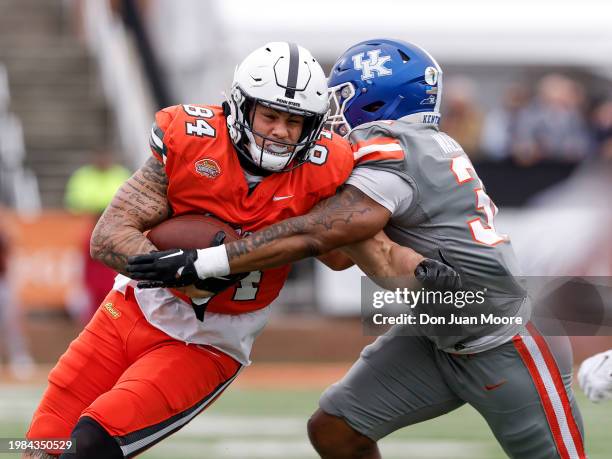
xmin=119 ymin=367 xmax=242 ymax=456
xmin=213 ymin=439 xmax=483 ymax=458
xmin=0 ymin=399 xmax=38 ymax=421
xmin=152 ymin=438 xmax=485 ymax=458
xmin=354 ymin=143 xmax=403 ymax=160
xmin=521 ymin=333 xmax=580 ymax=459
xmin=180 ymin=416 xmax=304 ymax=436
xmin=150 ymin=127 xmax=163 ymax=149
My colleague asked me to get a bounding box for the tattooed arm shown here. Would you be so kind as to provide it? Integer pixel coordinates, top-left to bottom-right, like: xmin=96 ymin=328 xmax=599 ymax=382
xmin=224 ymin=185 xmax=391 ymax=273
xmin=223 ymin=184 xmax=427 ymax=280
xmin=126 ymin=184 xmax=458 ymax=289
xmin=90 ymin=157 xmax=171 ymax=275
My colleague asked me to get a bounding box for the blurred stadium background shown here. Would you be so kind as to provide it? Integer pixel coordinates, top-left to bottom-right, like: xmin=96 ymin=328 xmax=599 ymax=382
xmin=0 ymin=0 xmax=611 ymax=457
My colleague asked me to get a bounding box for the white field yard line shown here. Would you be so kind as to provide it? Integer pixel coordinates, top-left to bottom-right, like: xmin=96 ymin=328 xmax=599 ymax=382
xmin=153 ymin=438 xmax=487 ymax=459
xmin=0 ymin=398 xmax=38 ymax=421
xmin=212 ymin=440 xmax=486 ymax=458
xmin=0 ymin=387 xmax=489 ymax=458
xmin=179 ymin=416 xmax=306 ymax=436
xmin=159 ymin=417 xmax=488 ymax=458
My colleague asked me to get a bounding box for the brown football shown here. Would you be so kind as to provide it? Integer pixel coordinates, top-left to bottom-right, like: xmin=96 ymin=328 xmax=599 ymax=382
xmin=146 ymin=214 xmax=239 ymax=250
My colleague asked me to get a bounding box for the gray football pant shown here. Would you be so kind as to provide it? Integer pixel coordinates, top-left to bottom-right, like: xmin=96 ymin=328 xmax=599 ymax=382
xmin=319 ymin=324 xmax=586 ymax=458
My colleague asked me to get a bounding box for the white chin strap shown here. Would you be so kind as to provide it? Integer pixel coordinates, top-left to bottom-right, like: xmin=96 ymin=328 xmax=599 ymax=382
xmin=245 ymin=130 xmax=296 ymax=172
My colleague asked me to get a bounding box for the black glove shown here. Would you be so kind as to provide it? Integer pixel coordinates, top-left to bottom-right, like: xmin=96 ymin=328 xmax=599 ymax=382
xmin=414 ymin=258 xmax=462 ymax=291
xmin=189 ymin=272 xmax=248 ymax=294
xmin=127 ymin=248 xmax=200 ymax=287
xmin=126 ymin=231 xmax=247 ymax=293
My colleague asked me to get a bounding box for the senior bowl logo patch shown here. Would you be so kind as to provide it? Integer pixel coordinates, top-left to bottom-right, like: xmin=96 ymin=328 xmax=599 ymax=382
xmin=195 ymin=158 xmax=222 ymax=179
xmin=103 ymin=302 xmax=121 ymax=319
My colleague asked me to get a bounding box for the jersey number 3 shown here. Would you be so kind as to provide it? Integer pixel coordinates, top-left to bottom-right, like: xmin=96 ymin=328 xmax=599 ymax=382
xmin=451 ymin=155 xmax=505 ymax=246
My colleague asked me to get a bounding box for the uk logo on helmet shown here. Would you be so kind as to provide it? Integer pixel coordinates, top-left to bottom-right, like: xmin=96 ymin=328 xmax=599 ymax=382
xmin=352 ymin=50 xmax=392 ymax=81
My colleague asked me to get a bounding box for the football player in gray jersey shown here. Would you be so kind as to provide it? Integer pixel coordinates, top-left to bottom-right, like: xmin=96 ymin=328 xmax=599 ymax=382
xmin=129 ymin=40 xmax=586 ymax=458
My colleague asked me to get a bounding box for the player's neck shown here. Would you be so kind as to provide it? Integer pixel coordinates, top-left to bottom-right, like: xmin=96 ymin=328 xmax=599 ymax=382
xmin=235 ymin=150 xmax=269 ymax=194
xmin=236 ymin=149 xmax=272 ymax=178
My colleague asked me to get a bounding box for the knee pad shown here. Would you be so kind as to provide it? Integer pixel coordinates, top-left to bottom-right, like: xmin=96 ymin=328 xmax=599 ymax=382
xmin=59 ymin=417 xmax=123 ymax=459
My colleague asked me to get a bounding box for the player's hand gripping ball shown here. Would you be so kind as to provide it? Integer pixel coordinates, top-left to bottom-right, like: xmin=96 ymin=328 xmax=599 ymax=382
xmin=127 ymin=215 xmax=247 ymax=295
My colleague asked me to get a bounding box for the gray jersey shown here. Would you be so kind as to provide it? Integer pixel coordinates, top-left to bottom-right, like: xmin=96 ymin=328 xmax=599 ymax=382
xmin=348 ymin=115 xmax=528 ymax=353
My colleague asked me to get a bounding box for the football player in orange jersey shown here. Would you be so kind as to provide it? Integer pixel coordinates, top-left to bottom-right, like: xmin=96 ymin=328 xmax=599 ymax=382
xmin=24 ymin=42 xmax=455 ymax=459
xmin=130 ymin=40 xmax=585 ymax=459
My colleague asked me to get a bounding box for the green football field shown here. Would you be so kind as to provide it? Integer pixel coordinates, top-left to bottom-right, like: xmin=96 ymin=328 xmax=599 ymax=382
xmin=0 ymin=384 xmax=609 ymax=458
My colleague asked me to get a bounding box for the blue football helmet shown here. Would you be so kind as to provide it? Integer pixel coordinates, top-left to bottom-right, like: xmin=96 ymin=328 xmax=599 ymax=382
xmin=327 ymin=38 xmax=443 ymax=136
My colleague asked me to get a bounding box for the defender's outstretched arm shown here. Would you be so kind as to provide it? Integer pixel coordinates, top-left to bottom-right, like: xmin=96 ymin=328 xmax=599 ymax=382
xmin=127 ymin=184 xmax=461 ymax=290
xmin=224 ymin=185 xmax=391 ymax=273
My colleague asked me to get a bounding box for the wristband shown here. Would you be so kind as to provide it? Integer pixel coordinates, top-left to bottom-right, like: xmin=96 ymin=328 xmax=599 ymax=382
xmin=194 ymin=245 xmax=230 ymax=278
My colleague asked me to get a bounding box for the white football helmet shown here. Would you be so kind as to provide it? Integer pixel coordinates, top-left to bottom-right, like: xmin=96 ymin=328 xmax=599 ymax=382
xmin=225 ymin=42 xmax=329 ymax=172
xmin=578 ymin=350 xmax=612 ymax=403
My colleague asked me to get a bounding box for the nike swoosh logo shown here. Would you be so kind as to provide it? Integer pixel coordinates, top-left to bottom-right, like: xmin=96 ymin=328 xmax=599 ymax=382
xmin=159 ymin=250 xmax=184 ymax=259
xmin=272 ymin=195 xmax=293 ymax=201
xmin=485 ymin=380 xmax=507 ymax=391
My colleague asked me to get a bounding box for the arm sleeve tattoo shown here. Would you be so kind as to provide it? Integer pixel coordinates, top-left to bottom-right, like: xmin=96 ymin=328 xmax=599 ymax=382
xmin=224 ymin=185 xmax=391 ymax=273
xmin=90 ymin=157 xmax=171 ymax=275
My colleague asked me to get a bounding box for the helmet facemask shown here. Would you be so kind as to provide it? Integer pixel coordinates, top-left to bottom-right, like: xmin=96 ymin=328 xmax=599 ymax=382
xmin=327 ymin=82 xmax=356 ymax=137
xmin=227 ymin=86 xmax=326 ymax=171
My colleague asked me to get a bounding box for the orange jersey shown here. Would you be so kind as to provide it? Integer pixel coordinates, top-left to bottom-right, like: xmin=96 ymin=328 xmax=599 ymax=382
xmin=149 ymin=104 xmax=353 ymax=315
xmin=27 ymin=289 xmax=242 ymax=454
xmin=27 ymin=106 xmax=351 ymax=452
